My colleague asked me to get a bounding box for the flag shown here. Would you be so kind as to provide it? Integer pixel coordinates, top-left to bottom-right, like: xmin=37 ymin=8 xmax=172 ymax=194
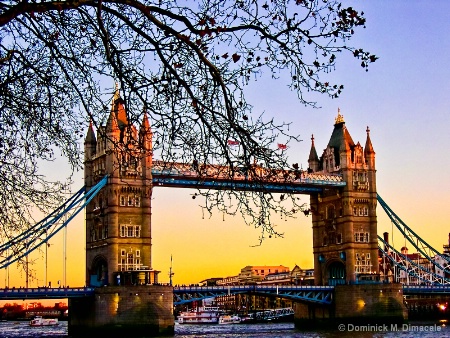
xmin=277 ymin=143 xmax=287 ymax=150
xmin=227 ymin=140 xmax=240 ymax=146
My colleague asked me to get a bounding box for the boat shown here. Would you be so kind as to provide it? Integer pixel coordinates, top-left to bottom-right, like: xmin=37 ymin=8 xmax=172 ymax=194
xmin=29 ymin=316 xmax=59 ymax=326
xmin=177 ymin=306 xmax=220 ymax=324
xmin=218 ymin=315 xmax=241 ymax=324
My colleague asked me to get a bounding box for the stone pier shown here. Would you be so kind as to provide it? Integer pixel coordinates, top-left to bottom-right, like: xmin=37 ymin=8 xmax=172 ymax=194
xmin=294 ymin=284 xmax=407 ymax=329
xmin=68 ymin=285 xmax=174 ymax=337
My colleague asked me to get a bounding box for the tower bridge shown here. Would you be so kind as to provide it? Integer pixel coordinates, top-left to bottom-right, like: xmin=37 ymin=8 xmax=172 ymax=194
xmin=2 ymin=91 xmax=449 ymax=335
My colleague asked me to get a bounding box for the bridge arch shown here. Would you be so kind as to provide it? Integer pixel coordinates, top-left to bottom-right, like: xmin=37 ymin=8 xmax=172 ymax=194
xmin=326 ymin=260 xmax=346 ymax=286
xmin=90 ymin=255 xmax=108 ymax=287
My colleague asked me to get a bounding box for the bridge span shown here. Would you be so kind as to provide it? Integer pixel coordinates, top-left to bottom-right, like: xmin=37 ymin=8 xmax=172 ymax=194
xmin=0 ymin=285 xmax=448 ymax=304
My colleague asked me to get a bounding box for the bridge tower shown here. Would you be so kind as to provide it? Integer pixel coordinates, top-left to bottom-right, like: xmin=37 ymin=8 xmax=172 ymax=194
xmin=308 ymin=110 xmax=378 ymax=285
xmin=84 ymin=87 xmax=158 ymax=287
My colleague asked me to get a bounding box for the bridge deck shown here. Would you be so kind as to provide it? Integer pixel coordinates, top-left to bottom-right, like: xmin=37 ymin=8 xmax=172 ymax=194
xmin=151 ymin=161 xmax=345 ymax=193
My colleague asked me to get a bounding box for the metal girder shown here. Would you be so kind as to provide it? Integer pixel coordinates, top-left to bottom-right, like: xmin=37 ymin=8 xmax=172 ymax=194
xmin=173 ymin=285 xmax=334 ymax=305
xmin=153 ymin=177 xmax=326 ymax=194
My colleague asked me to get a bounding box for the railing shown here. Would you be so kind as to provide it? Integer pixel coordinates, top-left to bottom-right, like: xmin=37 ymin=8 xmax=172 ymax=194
xmin=151 ymin=161 xmax=345 ymax=187
xmin=0 ymin=287 xmax=95 ymax=299
xmin=173 ymin=285 xmax=334 ymax=291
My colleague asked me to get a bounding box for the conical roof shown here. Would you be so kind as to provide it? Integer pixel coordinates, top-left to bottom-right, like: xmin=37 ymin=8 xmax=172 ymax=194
xmin=85 ymin=120 xmax=96 ymax=144
xmin=308 ymin=134 xmax=319 ymax=162
xmin=326 ymin=110 xmax=354 ymax=165
xmin=364 ymin=126 xmax=375 ymax=155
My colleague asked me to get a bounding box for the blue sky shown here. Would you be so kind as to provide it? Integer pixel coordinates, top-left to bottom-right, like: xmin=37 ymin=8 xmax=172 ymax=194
xmin=7 ymin=1 xmax=450 ymax=288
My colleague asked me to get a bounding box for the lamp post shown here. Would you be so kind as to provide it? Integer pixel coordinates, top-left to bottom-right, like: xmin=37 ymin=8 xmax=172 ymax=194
xmin=169 ymin=255 xmax=174 ymax=286
xmin=25 ymin=241 xmax=29 ymax=289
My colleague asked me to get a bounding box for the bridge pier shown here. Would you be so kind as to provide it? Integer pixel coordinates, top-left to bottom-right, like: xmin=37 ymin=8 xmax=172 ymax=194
xmin=294 ymin=284 xmax=407 ymax=329
xmin=68 ymin=285 xmax=174 ymax=337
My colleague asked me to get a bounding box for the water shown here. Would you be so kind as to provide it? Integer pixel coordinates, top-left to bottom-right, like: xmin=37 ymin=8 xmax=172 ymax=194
xmin=0 ymin=320 xmax=68 ymax=337
xmin=0 ymin=321 xmax=449 ymax=338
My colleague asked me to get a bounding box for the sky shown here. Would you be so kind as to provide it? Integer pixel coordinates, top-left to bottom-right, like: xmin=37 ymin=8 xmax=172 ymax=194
xmin=3 ymin=1 xmax=450 ymax=290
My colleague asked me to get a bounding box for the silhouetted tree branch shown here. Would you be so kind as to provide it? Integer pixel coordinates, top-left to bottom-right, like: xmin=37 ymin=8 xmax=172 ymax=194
xmin=0 ymin=0 xmax=377 ymax=243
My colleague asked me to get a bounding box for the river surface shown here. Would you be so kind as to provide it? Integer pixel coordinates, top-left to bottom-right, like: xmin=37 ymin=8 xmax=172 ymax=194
xmin=1 ymin=320 xmax=450 ymax=337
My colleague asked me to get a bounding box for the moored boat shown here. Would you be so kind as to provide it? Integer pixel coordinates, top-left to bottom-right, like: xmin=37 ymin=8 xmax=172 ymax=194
xmin=218 ymin=315 xmax=241 ymax=324
xmin=177 ymin=306 xmax=220 ymax=324
xmin=29 ymin=316 xmax=59 ymax=326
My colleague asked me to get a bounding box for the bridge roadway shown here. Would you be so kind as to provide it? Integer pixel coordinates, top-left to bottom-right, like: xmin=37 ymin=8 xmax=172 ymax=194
xmin=150 ymin=161 xmax=345 ymax=194
xmin=0 ymin=285 xmax=446 ymax=303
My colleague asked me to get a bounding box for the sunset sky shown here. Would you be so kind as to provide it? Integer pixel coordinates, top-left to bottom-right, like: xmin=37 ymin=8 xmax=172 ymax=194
xmin=4 ymin=1 xmax=450 ymax=289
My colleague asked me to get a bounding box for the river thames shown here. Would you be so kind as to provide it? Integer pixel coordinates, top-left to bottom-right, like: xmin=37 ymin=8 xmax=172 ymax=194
xmin=1 ymin=321 xmax=450 ymax=338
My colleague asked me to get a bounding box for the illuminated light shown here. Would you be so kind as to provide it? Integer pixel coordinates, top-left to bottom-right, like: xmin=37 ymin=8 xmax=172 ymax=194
xmin=356 ymin=299 xmax=365 ymax=310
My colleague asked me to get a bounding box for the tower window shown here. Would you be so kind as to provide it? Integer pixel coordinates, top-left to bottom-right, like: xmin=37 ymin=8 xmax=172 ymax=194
xmin=119 ymin=225 xmax=141 ymax=238
xmin=120 ymin=195 xmax=126 ymax=206
xmin=354 ymin=232 xmax=369 ymax=243
xmin=128 ymin=195 xmax=134 ymax=206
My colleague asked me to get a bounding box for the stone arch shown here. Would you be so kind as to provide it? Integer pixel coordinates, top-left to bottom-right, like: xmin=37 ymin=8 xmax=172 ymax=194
xmin=326 ymin=260 xmax=346 ymax=286
xmin=90 ymin=255 xmax=108 ymax=287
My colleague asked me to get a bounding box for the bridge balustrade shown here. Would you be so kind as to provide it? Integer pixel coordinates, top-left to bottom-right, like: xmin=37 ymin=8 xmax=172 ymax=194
xmin=0 ymin=287 xmax=95 ymax=299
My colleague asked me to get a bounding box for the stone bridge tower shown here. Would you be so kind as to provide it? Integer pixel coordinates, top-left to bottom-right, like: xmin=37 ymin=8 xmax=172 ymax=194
xmin=84 ymin=88 xmax=158 ymax=287
xmin=308 ymin=110 xmax=378 ymax=285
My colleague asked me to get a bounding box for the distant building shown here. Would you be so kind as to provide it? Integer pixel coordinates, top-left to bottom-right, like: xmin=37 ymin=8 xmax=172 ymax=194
xmin=198 ymin=278 xmax=223 ymax=286
xmin=260 ymin=265 xmax=314 ymax=285
xmin=238 ymin=265 xmax=289 ymax=284
xmin=216 ymin=275 xmax=240 ymax=286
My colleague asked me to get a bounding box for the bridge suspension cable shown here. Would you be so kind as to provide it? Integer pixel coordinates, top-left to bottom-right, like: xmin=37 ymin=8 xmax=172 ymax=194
xmin=378 ymin=235 xmax=450 ymax=285
xmin=377 ymin=194 xmax=450 ymax=276
xmin=0 ymin=176 xmax=108 ymax=270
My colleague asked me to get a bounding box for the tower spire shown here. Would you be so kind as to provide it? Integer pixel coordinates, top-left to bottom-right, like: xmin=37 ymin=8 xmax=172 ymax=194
xmin=308 ymin=134 xmax=319 ymax=172
xmin=335 ymin=108 xmax=345 ymax=125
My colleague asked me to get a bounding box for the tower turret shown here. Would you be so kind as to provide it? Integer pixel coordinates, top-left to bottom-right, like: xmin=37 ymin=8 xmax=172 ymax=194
xmin=364 ymin=126 xmax=375 ymax=169
xmin=84 ymin=121 xmax=97 ymax=188
xmin=308 ymin=134 xmax=319 ymax=172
